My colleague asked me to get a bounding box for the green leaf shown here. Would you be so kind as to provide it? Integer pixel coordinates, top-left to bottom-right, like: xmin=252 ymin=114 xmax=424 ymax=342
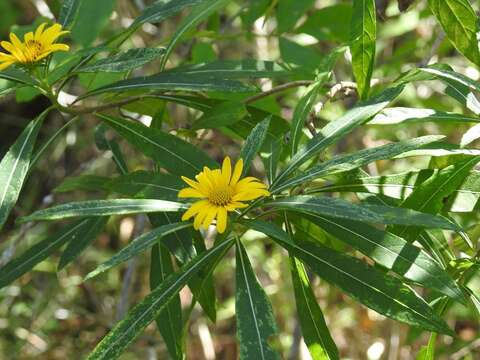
xmin=290 ymin=81 xmax=322 ymax=157
xmin=58 ymin=216 xmax=108 ymax=270
xmin=0 ymin=219 xmax=97 ymax=289
xmin=86 ymin=237 xmax=234 ymax=360
xmin=391 ymin=157 xmax=480 ymax=241
xmin=350 ymin=0 xmax=376 ymax=99
xmin=369 ymin=107 xmax=480 ymax=125
xmin=273 ymin=86 xmax=404 ymax=186
xmin=150 ymin=244 xmax=183 ymax=360
xmin=247 ymin=220 xmax=454 ymax=335
xmin=303 ymin=213 xmax=464 ymax=301
xmin=86 ymin=72 xmax=253 ymax=97
xmin=0 ymin=110 xmax=47 ymax=231
xmin=240 ymin=116 xmax=271 ymax=175
xmin=264 ymin=195 xmax=459 ymax=230
xmin=20 ymin=199 xmax=188 ymax=223
xmin=290 ymin=257 xmax=339 ymax=360
xmin=168 ymin=60 xmax=289 ymax=79
xmin=107 ymin=171 xmax=184 ymax=201
xmin=428 ymin=0 xmax=480 ymax=66
xmin=274 ymin=135 xmax=444 ymax=193
xmin=0 ymin=67 xmax=37 ymax=85
xmin=85 ymin=222 xmax=192 ymax=280
xmin=160 ymin=0 xmax=230 ymax=69
xmin=131 ymin=0 xmax=202 ymax=27
xmin=71 ymin=0 xmax=116 ymax=47
xmin=262 ymin=137 xmax=283 ymax=186
xmin=277 ymin=0 xmax=315 ymax=33
xmin=98 ymin=114 xmax=217 ymax=178
xmin=149 ymin=214 xmax=196 ymax=265
xmin=235 ymin=240 xmax=280 ymax=360
xmin=416 ymin=333 xmax=437 ymax=360
xmin=419 ymin=66 xmax=480 ymax=93
xmin=54 ymin=175 xmax=111 ymax=193
xmin=95 ymin=124 xmax=129 ymax=175
xmin=77 ymin=48 xmax=166 ymax=73
xmin=58 ymin=0 xmax=82 ymax=28
xmin=297 ymin=4 xmax=353 ymax=43
xmin=192 ymin=101 xmax=248 ymax=130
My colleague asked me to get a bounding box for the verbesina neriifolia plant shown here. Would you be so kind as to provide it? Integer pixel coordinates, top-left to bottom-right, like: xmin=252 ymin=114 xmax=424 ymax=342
xmin=1 ymin=0 xmax=479 ymax=359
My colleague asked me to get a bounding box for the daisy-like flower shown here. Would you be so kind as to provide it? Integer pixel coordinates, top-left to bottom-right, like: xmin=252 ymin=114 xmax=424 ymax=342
xmin=0 ymin=23 xmax=70 ymax=71
xmin=179 ymin=157 xmax=270 ymax=233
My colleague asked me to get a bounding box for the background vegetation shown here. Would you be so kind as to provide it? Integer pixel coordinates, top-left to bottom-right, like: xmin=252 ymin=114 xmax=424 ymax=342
xmin=0 ymin=0 xmax=479 ymax=359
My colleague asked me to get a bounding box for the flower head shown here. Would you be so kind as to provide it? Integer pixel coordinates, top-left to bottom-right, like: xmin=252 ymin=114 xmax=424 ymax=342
xmin=179 ymin=157 xmax=270 ymax=233
xmin=0 ymin=23 xmax=70 ymax=71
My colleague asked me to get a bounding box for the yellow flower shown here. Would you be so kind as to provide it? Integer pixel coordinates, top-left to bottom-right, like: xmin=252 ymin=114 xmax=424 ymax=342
xmin=179 ymin=157 xmax=270 ymax=233
xmin=0 ymin=23 xmax=70 ymax=71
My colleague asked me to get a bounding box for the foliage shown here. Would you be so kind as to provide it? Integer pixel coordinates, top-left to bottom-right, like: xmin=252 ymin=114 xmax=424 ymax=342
xmin=0 ymin=0 xmax=479 ymax=359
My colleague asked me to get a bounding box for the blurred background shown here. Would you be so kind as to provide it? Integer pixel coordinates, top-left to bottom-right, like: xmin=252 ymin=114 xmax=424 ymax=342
xmin=0 ymin=0 xmax=479 ymax=359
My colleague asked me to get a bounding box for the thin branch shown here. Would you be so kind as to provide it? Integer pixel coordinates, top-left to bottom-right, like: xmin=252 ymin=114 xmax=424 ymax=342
xmin=243 ymin=80 xmax=314 ymax=104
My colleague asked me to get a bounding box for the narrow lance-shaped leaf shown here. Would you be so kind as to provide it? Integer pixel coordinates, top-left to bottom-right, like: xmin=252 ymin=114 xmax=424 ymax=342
xmin=86 ymin=72 xmax=254 ymax=98
xmin=85 ymin=222 xmax=193 ymax=280
xmin=0 ymin=67 xmax=38 ymax=85
xmin=78 ymin=48 xmax=166 ymax=73
xmin=265 ymin=195 xmax=459 ymax=230
xmin=168 ymin=60 xmax=289 ymax=79
xmin=20 ymin=199 xmax=188 ymax=223
xmin=107 ymin=171 xmax=184 ymax=201
xmin=131 ymin=0 xmax=202 ymax=27
xmin=240 ymin=116 xmax=271 ymax=175
xmin=428 ymin=0 xmax=480 ymax=66
xmin=86 ymin=237 xmax=235 ymax=360
xmin=58 ymin=216 xmax=108 ymax=270
xmin=274 ymin=135 xmax=444 ymax=193
xmin=369 ymin=107 xmax=480 ymax=125
xmin=350 ymin=0 xmax=376 ymax=99
xmin=236 ymin=240 xmax=280 ymax=360
xmin=0 ymin=110 xmax=48 ymax=231
xmin=303 ymin=213 xmax=464 ymax=302
xmin=0 ymin=219 xmax=98 ymax=289
xmin=160 ymin=0 xmax=230 ymax=69
xmin=98 ymin=114 xmax=217 ymax=178
xmin=150 ymin=244 xmax=183 ymax=360
xmin=290 ymin=81 xmax=322 ymax=157
xmin=247 ymin=220 xmax=454 ymax=335
xmin=59 ymin=0 xmax=82 ymax=28
xmin=290 ymin=256 xmax=339 ymax=360
xmin=273 ymin=86 xmax=404 ymax=186
xmin=391 ymin=156 xmax=480 ymax=242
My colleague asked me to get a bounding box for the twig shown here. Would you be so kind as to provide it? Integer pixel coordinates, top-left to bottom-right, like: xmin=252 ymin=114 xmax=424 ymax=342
xmin=419 ymin=30 xmax=445 ymax=67
xmin=244 ymin=80 xmax=314 ymax=104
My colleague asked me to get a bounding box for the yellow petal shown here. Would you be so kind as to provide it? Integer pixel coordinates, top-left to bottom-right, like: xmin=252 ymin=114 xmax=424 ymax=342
xmin=230 ymin=158 xmax=243 ymax=186
xmin=24 ymin=32 xmax=34 ymax=43
xmin=48 ymin=43 xmax=70 ymax=52
xmin=233 ymin=189 xmax=270 ymax=202
xmin=202 ymin=205 xmax=218 ymax=229
xmin=0 ymin=61 xmax=14 ymax=71
xmin=39 ymin=24 xmax=63 ymax=44
xmin=225 ymin=202 xmax=248 ymax=211
xmin=34 ymin=23 xmax=48 ymax=40
xmin=181 ymin=200 xmax=209 ymax=221
xmin=216 ymin=207 xmax=228 ymax=233
xmin=178 ymin=187 xmax=205 ymax=198
xmin=181 ymin=176 xmax=202 ymax=190
xmin=222 ymin=156 xmax=232 ymax=183
xmin=194 ymin=208 xmax=209 ymax=229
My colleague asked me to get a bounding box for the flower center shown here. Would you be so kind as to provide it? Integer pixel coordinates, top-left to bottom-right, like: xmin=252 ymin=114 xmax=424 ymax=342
xmin=25 ymin=40 xmax=43 ymax=61
xmin=208 ymin=186 xmax=233 ymax=206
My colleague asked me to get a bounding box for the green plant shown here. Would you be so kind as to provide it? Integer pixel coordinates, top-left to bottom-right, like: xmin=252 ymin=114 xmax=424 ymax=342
xmin=0 ymin=0 xmax=479 ymax=359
